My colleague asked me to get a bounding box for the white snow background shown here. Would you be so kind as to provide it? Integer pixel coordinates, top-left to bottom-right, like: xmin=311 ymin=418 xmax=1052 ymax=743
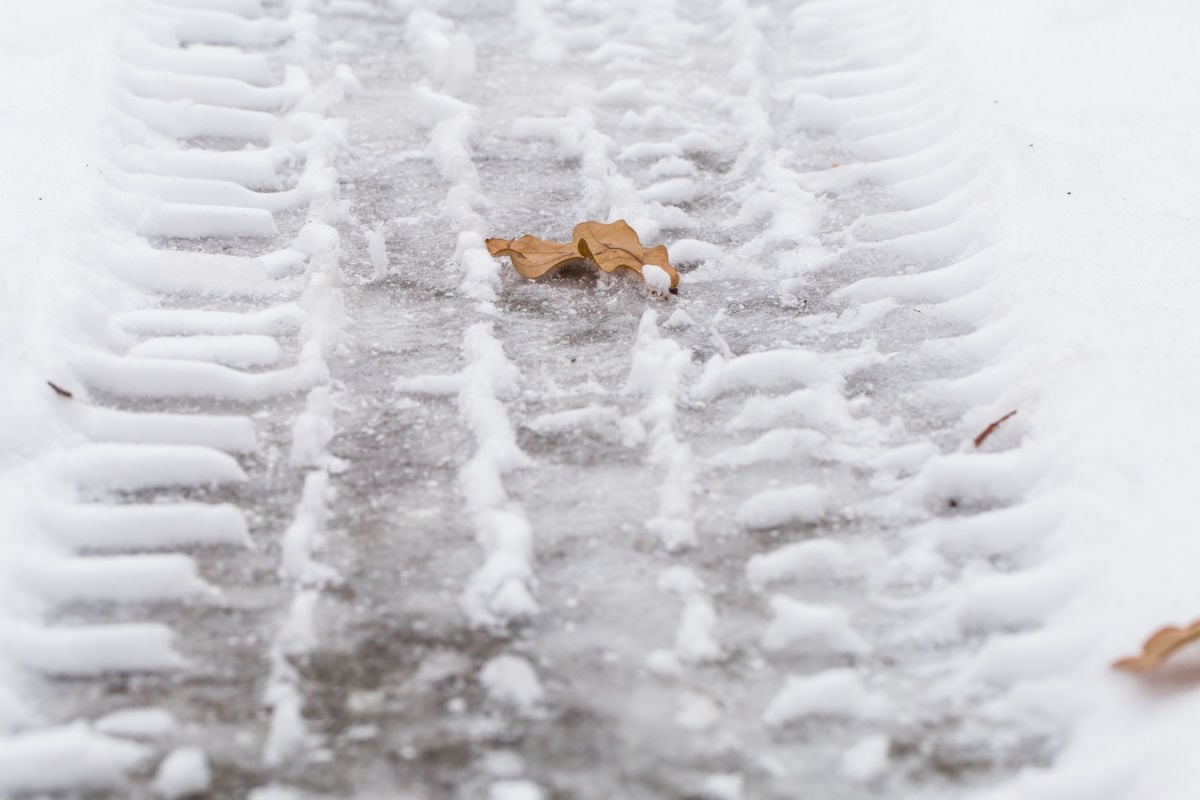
xmin=939 ymin=2 xmax=1200 ymax=798
xmin=2 ymin=0 xmax=1200 ymax=797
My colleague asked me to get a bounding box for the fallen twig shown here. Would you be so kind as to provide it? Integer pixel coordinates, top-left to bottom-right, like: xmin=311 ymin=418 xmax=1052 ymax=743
xmin=973 ymin=410 xmax=1017 ymax=448
xmin=47 ymin=381 xmax=73 ymax=399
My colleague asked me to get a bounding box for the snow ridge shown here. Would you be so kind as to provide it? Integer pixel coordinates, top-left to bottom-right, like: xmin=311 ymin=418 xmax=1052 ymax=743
xmin=395 ymin=5 xmax=546 ymax=797
xmin=1 ymin=0 xmax=353 ymax=793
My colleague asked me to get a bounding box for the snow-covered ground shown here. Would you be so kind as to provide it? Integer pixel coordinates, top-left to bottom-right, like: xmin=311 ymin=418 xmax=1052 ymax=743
xmin=936 ymin=3 xmax=1200 ymax=798
xmin=3 ymin=0 xmax=1200 ymax=797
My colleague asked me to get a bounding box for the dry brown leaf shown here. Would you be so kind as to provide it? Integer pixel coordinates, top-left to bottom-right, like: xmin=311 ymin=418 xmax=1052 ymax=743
xmin=486 ymin=219 xmax=679 ymax=292
xmin=483 ymin=234 xmax=585 ymax=279
xmin=1113 ymin=619 xmax=1200 ymax=673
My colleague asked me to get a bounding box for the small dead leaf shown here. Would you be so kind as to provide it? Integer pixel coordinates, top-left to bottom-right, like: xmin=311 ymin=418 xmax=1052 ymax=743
xmin=1114 ymin=619 xmax=1200 ymax=673
xmin=47 ymin=381 xmax=73 ymax=399
xmin=973 ymin=410 xmax=1017 ymax=448
xmin=483 ymin=234 xmax=584 ymax=279
xmin=486 ymin=219 xmax=679 ymax=292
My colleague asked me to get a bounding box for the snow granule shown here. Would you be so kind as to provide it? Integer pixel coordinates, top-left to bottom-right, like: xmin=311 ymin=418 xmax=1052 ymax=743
xmin=642 ymin=264 xmax=671 ymax=295
xmin=489 ymin=779 xmax=544 ymax=800
xmin=839 ymin=734 xmax=890 ymax=783
xmin=700 ymin=773 xmax=744 ymax=800
xmin=762 ymin=669 xmax=890 ymax=726
xmin=94 ymin=707 xmax=177 ymax=740
xmin=480 ymin=654 xmax=543 ymax=711
xmin=152 ymin=747 xmax=210 ymax=799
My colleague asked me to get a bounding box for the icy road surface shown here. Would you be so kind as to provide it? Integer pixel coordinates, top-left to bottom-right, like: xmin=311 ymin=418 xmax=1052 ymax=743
xmin=11 ymin=0 xmax=1191 ymax=798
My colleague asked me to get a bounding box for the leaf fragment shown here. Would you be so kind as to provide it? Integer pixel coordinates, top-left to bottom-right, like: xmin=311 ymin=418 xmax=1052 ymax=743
xmin=1113 ymin=619 xmax=1200 ymax=673
xmin=486 ymin=219 xmax=679 ymax=291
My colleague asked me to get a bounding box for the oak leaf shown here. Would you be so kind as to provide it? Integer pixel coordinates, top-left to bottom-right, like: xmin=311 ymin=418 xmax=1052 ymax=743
xmin=1113 ymin=619 xmax=1200 ymax=673
xmin=486 ymin=219 xmax=679 ymax=292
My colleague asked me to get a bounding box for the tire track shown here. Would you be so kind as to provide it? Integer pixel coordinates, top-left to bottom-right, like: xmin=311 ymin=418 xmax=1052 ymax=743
xmin=261 ymin=0 xmax=1051 ymax=798
xmin=0 ymin=1 xmax=352 ymax=795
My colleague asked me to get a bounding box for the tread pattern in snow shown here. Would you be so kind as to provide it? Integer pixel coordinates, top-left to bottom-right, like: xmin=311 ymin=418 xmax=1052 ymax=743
xmin=303 ymin=0 xmax=1053 ymax=799
xmin=1 ymin=0 xmax=351 ymax=796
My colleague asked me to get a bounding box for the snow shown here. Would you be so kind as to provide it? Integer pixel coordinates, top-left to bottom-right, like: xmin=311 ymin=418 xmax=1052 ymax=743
xmin=489 ymin=779 xmax=545 ymax=800
xmin=930 ymin=2 xmax=1200 ymax=797
xmin=699 ymin=774 xmax=745 ymax=800
xmin=128 ymin=334 xmax=284 ymax=367
xmin=0 ymin=722 xmax=150 ymax=795
xmin=762 ymin=669 xmax=891 ymax=727
xmin=50 ymin=443 xmax=247 ymax=492
xmin=94 ymin=707 xmax=178 ymax=740
xmin=480 ymin=654 xmax=545 ymax=712
xmin=38 ymin=501 xmax=251 ymax=551
xmin=1 ymin=622 xmax=182 ymax=676
xmin=5 ymin=0 xmax=1200 ymax=794
xmin=839 ymin=734 xmax=890 ymax=784
xmin=694 ymin=349 xmax=842 ymax=399
xmin=735 ymin=485 xmax=829 ymax=531
xmin=761 ymin=595 xmax=871 ymax=656
xmin=366 ymin=227 xmax=389 ymax=279
xmin=745 ymin=538 xmax=857 ymax=590
xmin=152 ymin=747 xmax=211 ymax=799
xmin=641 ymin=263 xmax=672 ymax=296
xmin=655 ymin=566 xmax=721 ymax=665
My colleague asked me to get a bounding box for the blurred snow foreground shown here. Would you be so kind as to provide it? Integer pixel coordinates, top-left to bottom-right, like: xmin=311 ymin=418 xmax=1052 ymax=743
xmin=2 ymin=0 xmax=1200 ymax=797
